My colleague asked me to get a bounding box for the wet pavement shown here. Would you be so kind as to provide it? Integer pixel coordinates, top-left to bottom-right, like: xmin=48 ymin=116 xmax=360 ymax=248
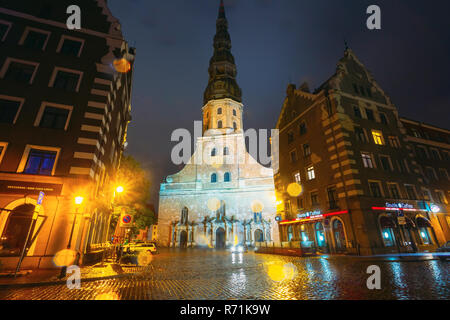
xmin=0 ymin=248 xmax=448 ymax=300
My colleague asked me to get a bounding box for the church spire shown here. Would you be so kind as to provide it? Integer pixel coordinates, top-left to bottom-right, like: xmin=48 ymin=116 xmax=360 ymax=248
xmin=203 ymin=0 xmax=242 ymax=105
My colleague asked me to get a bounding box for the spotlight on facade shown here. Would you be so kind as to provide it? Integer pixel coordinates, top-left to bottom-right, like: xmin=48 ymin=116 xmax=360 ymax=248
xmin=74 ymin=196 xmax=84 ymax=205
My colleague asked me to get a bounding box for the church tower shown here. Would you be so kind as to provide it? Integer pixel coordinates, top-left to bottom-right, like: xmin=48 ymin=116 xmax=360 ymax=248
xmin=158 ymin=0 xmax=278 ymax=249
xmin=202 ymin=0 xmax=243 ymax=135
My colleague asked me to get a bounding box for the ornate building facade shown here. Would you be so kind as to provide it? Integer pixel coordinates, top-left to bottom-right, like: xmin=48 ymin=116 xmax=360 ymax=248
xmin=158 ymin=1 xmax=278 ymax=248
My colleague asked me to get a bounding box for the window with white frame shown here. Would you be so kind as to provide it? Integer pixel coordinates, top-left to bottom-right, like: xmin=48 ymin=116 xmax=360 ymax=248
xmin=1 ymin=58 xmax=39 ymax=84
xmin=0 ymin=96 xmax=23 ymax=124
xmin=294 ymin=172 xmax=301 ymax=184
xmin=0 ymin=20 xmax=12 ymax=42
xmin=57 ymin=35 xmax=84 ymax=57
xmin=307 ymin=166 xmax=315 ymax=180
xmin=18 ymin=145 xmax=61 ymax=176
xmin=49 ymin=67 xmax=82 ymax=92
xmin=361 ymin=152 xmax=374 ymax=168
xmin=0 ymin=142 xmax=7 ymax=164
xmin=19 ymin=27 xmax=50 ymax=50
xmin=34 ymin=102 xmax=73 ymax=130
xmin=435 ymin=190 xmax=447 ymax=204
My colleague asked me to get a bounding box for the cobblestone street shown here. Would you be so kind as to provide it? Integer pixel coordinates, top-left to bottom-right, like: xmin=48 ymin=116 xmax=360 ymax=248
xmin=0 ymin=249 xmax=448 ymax=300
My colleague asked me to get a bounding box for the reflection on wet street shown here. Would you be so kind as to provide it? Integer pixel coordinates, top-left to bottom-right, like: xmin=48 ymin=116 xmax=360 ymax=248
xmin=0 ymin=249 xmax=448 ymax=300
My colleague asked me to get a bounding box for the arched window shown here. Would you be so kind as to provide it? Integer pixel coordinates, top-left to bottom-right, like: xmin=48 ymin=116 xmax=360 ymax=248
xmin=217 ymin=108 xmax=222 ymax=115
xmin=233 ymin=122 xmax=237 ymax=130
xmin=211 ymin=173 xmax=217 ymax=183
xmin=211 ymin=148 xmax=216 ymax=157
xmin=218 ymin=120 xmax=223 ymax=128
xmin=224 ymin=172 xmax=231 ymax=182
xmin=287 ymin=226 xmax=293 ymax=241
xmin=416 ymin=217 xmax=434 ymax=245
xmin=233 ymin=109 xmax=236 ymax=116
xmin=223 ymin=147 xmax=229 ymax=155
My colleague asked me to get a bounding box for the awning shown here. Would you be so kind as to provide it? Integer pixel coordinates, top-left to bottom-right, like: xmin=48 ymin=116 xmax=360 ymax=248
xmin=416 ymin=217 xmax=432 ymax=228
xmin=380 ymin=216 xmax=396 ymax=228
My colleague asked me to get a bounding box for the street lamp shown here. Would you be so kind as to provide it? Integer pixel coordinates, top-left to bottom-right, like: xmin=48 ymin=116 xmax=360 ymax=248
xmin=68 ymin=196 xmax=84 ymax=249
xmin=116 ymin=186 xmax=124 ymax=193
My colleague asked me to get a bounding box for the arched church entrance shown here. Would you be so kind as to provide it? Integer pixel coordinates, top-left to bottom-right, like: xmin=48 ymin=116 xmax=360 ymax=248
xmin=179 ymin=230 xmax=188 ymax=248
xmin=254 ymin=229 xmax=264 ymax=242
xmin=216 ymin=227 xmax=225 ymax=249
xmin=0 ymin=204 xmax=35 ymax=256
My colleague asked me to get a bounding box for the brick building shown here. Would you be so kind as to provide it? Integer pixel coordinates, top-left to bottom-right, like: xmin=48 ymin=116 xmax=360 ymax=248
xmin=274 ymin=48 xmax=449 ymax=255
xmin=0 ymin=0 xmax=135 ymax=269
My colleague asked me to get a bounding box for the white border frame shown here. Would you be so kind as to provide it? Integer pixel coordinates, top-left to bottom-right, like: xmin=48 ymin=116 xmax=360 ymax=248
xmin=56 ymin=34 xmax=85 ymax=57
xmin=34 ymin=101 xmax=73 ymax=131
xmin=0 ymin=57 xmax=39 ymax=84
xmin=18 ymin=26 xmax=51 ymax=50
xmin=0 ymin=94 xmax=25 ymax=124
xmin=0 ymin=19 xmax=12 ymax=42
xmin=17 ymin=145 xmax=61 ymax=176
xmin=48 ymin=66 xmax=83 ymax=92
xmin=0 ymin=142 xmax=8 ymax=164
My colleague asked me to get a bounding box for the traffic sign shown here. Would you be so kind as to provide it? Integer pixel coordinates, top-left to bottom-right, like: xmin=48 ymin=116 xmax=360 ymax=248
xmin=119 ymin=213 xmax=133 ymax=227
xmin=37 ymin=191 xmax=45 ymax=205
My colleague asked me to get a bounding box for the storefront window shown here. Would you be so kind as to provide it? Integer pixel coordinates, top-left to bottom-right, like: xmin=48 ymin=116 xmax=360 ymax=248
xmin=0 ymin=204 xmax=35 ymax=256
xmin=315 ymin=222 xmax=326 ymax=248
xmin=416 ymin=217 xmax=434 ymax=245
xmin=379 ymin=216 xmax=396 ymax=247
xmin=287 ymin=226 xmax=293 ymax=241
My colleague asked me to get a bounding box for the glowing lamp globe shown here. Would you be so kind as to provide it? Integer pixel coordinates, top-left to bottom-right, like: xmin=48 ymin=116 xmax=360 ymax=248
xmin=113 ymin=58 xmax=131 ymax=73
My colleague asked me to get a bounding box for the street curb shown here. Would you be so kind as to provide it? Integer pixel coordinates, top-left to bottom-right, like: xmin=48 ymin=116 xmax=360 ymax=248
xmin=0 ymin=271 xmax=142 ymax=289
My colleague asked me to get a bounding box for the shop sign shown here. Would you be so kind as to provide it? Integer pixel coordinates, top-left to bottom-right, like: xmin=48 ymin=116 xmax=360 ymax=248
xmin=397 ymin=216 xmax=406 ymax=225
xmin=385 ymin=202 xmax=413 ymax=209
xmin=297 ymin=210 xmax=322 ymax=220
xmin=0 ymin=180 xmax=63 ymax=195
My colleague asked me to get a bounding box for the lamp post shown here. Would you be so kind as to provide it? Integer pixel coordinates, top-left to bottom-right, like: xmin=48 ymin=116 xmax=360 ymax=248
xmin=59 ymin=196 xmax=83 ymax=279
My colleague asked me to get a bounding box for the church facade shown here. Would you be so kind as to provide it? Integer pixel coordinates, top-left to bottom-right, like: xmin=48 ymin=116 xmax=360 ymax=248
xmin=157 ymin=1 xmax=279 ymax=248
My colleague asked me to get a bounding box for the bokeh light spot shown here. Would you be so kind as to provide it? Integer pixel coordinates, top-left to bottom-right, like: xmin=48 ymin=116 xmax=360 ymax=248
xmin=251 ymin=200 xmax=264 ymax=213
xmin=53 ymin=249 xmax=78 ymax=267
xmin=287 ymin=183 xmax=303 ymax=197
xmin=207 ymin=198 xmax=221 ymax=211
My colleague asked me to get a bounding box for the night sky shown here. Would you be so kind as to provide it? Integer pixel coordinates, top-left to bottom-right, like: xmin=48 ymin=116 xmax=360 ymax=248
xmin=107 ymin=0 xmax=450 ymax=208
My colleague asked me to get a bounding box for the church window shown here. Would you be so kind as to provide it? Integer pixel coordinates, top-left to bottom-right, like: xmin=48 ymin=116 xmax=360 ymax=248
xmin=223 ymin=147 xmax=229 ymax=155
xmin=224 ymin=172 xmax=231 ymax=182
xmin=218 ymin=120 xmax=223 ymax=128
xmin=211 ymin=148 xmax=217 ymax=157
xmin=217 ymin=108 xmax=222 ymax=115
xmin=211 ymin=173 xmax=217 ymax=183
xmin=233 ymin=109 xmax=236 ymax=116
xmin=233 ymin=122 xmax=237 ymax=130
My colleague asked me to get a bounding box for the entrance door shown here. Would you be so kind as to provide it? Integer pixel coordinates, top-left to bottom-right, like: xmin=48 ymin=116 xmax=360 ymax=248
xmin=179 ymin=230 xmax=188 ymax=248
xmin=0 ymin=204 xmax=35 ymax=256
xmin=216 ymin=227 xmax=225 ymax=248
xmin=254 ymin=229 xmax=264 ymax=242
xmin=332 ymin=219 xmax=347 ymax=252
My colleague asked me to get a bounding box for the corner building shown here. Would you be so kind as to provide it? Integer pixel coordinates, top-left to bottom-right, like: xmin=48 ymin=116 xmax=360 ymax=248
xmin=275 ymin=48 xmax=449 ymax=255
xmin=158 ymin=1 xmax=278 ymax=248
xmin=0 ymin=0 xmax=135 ymax=269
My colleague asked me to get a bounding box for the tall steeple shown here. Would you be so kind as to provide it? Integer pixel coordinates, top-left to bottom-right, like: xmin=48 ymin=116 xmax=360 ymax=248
xmin=203 ymin=0 xmax=242 ymax=105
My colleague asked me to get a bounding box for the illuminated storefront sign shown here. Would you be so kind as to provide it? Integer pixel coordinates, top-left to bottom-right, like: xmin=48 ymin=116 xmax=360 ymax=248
xmin=372 ymin=204 xmax=427 ymax=212
xmin=280 ymin=210 xmax=348 ymax=225
xmin=385 ymin=202 xmax=414 ymax=209
xmin=297 ymin=210 xmax=322 ymax=219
